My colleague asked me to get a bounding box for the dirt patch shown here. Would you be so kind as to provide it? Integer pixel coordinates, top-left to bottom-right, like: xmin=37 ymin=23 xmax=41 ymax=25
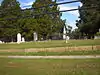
xmin=5 ymin=62 xmax=22 ymax=68
xmin=25 ymin=45 xmax=100 ymax=52
xmin=0 ymin=49 xmax=24 ymax=52
xmin=0 ymin=45 xmax=100 ymax=53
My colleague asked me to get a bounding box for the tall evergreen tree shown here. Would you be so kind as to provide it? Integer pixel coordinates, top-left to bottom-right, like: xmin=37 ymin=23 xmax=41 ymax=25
xmin=32 ymin=0 xmax=64 ymax=40
xmin=76 ymin=0 xmax=100 ymax=39
xmin=0 ymin=0 xmax=21 ymax=42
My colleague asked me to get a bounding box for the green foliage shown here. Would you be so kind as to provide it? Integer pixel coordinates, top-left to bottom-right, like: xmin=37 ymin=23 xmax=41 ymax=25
xmin=32 ymin=0 xmax=64 ymax=40
xmin=0 ymin=0 xmax=21 ymax=42
xmin=0 ymin=0 xmax=64 ymax=42
xmin=95 ymin=32 xmax=100 ymax=36
xmin=77 ymin=0 xmax=100 ymax=39
xmin=17 ymin=18 xmax=38 ymax=41
xmin=70 ymin=28 xmax=82 ymax=39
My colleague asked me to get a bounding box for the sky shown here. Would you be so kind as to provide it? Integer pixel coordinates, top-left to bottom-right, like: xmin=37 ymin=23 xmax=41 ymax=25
xmin=0 ymin=0 xmax=82 ymax=29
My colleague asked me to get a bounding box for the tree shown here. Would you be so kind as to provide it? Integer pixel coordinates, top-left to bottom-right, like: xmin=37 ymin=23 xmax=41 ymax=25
xmin=76 ymin=0 xmax=100 ymax=39
xmin=32 ymin=0 xmax=64 ymax=40
xmin=0 ymin=0 xmax=65 ymax=41
xmin=70 ymin=28 xmax=82 ymax=39
xmin=17 ymin=18 xmax=38 ymax=41
xmin=0 ymin=0 xmax=21 ymax=42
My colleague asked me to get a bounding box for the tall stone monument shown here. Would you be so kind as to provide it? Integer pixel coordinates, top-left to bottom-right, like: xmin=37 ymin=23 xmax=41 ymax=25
xmin=0 ymin=40 xmax=2 ymax=44
xmin=63 ymin=26 xmax=66 ymax=40
xmin=17 ymin=33 xmax=21 ymax=44
xmin=34 ymin=32 xmax=38 ymax=41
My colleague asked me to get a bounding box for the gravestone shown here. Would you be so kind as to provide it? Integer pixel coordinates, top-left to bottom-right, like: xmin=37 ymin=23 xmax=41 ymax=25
xmin=22 ymin=37 xmax=25 ymax=42
xmin=0 ymin=40 xmax=2 ymax=44
xmin=34 ymin=32 xmax=38 ymax=41
xmin=66 ymin=36 xmax=70 ymax=40
xmin=94 ymin=28 xmax=100 ymax=39
xmin=63 ymin=26 xmax=66 ymax=40
xmin=17 ymin=33 xmax=21 ymax=44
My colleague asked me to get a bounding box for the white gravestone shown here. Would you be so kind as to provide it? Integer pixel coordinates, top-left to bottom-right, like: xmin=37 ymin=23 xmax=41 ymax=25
xmin=17 ymin=33 xmax=21 ymax=44
xmin=22 ymin=37 xmax=25 ymax=42
xmin=66 ymin=36 xmax=70 ymax=40
xmin=0 ymin=40 xmax=2 ymax=44
xmin=34 ymin=32 xmax=38 ymax=41
xmin=63 ymin=26 xmax=66 ymax=40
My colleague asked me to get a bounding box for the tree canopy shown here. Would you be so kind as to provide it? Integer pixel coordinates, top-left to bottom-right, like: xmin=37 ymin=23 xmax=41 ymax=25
xmin=76 ymin=0 xmax=100 ymax=39
xmin=0 ymin=0 xmax=21 ymax=42
xmin=0 ymin=0 xmax=64 ymax=42
xmin=32 ymin=0 xmax=64 ymax=40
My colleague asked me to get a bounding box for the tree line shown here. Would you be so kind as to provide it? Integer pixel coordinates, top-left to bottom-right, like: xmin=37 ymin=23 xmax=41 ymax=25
xmin=76 ymin=0 xmax=100 ymax=39
xmin=1 ymin=0 xmax=99 ymax=41
xmin=0 ymin=0 xmax=65 ymax=42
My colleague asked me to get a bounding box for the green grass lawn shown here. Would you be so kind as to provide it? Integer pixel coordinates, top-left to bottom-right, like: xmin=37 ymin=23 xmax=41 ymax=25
xmin=0 ymin=39 xmax=100 ymax=49
xmin=0 ymin=58 xmax=100 ymax=75
xmin=0 ymin=50 xmax=100 ymax=56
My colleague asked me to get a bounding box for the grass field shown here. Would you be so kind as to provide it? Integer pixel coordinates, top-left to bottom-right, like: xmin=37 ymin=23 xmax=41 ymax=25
xmin=0 ymin=40 xmax=100 ymax=75
xmin=0 ymin=50 xmax=100 ymax=56
xmin=0 ymin=39 xmax=100 ymax=49
xmin=0 ymin=58 xmax=100 ymax=75
xmin=0 ymin=39 xmax=100 ymax=56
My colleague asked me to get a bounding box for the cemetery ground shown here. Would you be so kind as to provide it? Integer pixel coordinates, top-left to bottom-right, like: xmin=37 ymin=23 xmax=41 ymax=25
xmin=0 ymin=39 xmax=100 ymax=56
xmin=0 ymin=58 xmax=100 ymax=75
xmin=0 ymin=39 xmax=100 ymax=75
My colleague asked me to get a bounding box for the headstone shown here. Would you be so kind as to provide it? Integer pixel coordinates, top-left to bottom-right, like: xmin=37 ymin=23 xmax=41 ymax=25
xmin=66 ymin=36 xmax=70 ymax=40
xmin=17 ymin=33 xmax=21 ymax=44
xmin=94 ymin=36 xmax=100 ymax=39
xmin=94 ymin=28 xmax=100 ymax=39
xmin=34 ymin=32 xmax=38 ymax=41
xmin=0 ymin=40 xmax=2 ymax=44
xmin=22 ymin=37 xmax=25 ymax=42
xmin=63 ymin=26 xmax=66 ymax=40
